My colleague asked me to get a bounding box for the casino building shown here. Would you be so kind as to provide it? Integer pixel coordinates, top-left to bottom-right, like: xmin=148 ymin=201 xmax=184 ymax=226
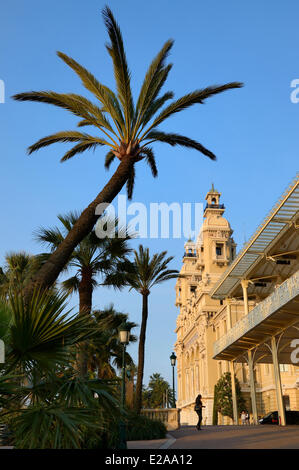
xmin=174 ymin=176 xmax=299 ymax=425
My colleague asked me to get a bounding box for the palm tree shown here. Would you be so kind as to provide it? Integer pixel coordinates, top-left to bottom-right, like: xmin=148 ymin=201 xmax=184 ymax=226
xmin=35 ymin=211 xmax=131 ymax=318
xmin=13 ymin=6 xmax=242 ymax=296
xmin=0 ymin=289 xmax=121 ymax=448
xmin=0 ymin=252 xmax=40 ymax=300
xmin=35 ymin=211 xmax=132 ymax=377
xmin=87 ymin=305 xmax=137 ymax=379
xmin=146 ymin=373 xmax=173 ymax=408
xmin=106 ymin=245 xmax=178 ymax=413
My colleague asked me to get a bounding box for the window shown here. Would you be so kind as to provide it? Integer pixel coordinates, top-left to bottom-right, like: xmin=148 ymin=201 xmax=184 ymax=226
xmin=216 ymin=244 xmax=223 ymax=257
xmin=190 ymin=286 xmax=196 ymax=294
xmin=283 ymin=395 xmax=290 ymax=411
xmin=280 ymin=364 xmax=289 ymax=372
xmin=223 ymin=320 xmax=227 ymax=334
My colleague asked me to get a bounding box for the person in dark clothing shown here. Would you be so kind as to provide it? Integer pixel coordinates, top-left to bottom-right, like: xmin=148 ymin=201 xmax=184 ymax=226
xmin=194 ymin=394 xmax=205 ymax=430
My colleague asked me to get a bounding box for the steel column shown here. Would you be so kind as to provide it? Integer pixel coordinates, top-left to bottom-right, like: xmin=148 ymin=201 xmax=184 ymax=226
xmin=248 ymin=350 xmax=258 ymax=425
xmin=271 ymin=336 xmax=286 ymax=426
xmin=230 ymin=361 xmax=238 ymax=424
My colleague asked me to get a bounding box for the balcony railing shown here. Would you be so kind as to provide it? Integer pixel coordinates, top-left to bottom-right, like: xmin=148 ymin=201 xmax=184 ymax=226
xmin=213 ymin=269 xmax=299 ymax=357
xmin=205 ymin=203 xmax=225 ymax=211
xmin=183 ymin=252 xmax=197 ymax=258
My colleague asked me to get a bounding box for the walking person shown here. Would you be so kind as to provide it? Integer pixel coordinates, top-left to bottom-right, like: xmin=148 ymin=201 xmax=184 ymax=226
xmin=194 ymin=394 xmax=205 ymax=430
xmin=241 ymin=410 xmax=246 ymax=425
xmin=245 ymin=412 xmax=250 ymax=425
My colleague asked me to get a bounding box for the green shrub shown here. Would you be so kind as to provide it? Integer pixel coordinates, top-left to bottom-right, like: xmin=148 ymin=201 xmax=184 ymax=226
xmin=82 ymin=412 xmax=167 ymax=448
xmin=82 ymin=413 xmax=122 ymax=449
xmin=126 ymin=413 xmax=167 ymax=441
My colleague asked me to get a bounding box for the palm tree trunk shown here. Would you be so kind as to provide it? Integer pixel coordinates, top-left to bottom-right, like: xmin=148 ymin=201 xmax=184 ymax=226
xmin=135 ymin=292 xmax=148 ymax=414
xmin=77 ymin=267 xmax=93 ymax=378
xmin=24 ymin=157 xmax=133 ymax=299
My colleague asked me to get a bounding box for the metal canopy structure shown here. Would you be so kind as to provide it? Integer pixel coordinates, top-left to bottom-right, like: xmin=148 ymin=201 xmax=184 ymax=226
xmin=213 ymin=269 xmax=299 ymax=363
xmin=210 ymin=174 xmax=299 ymax=300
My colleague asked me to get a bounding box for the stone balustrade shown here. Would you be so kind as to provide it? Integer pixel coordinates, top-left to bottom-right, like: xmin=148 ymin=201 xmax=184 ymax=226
xmin=141 ymin=408 xmax=180 ymax=430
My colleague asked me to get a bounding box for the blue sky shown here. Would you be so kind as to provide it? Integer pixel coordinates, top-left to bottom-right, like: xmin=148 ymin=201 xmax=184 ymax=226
xmin=0 ymin=0 xmax=298 ymax=386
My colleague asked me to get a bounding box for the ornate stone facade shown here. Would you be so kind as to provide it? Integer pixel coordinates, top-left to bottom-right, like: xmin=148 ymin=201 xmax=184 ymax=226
xmin=174 ymin=186 xmax=299 ymax=425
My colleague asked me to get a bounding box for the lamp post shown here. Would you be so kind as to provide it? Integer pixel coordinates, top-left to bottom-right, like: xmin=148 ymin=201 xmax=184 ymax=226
xmin=118 ymin=322 xmax=131 ymax=449
xmin=170 ymin=352 xmax=176 ymax=408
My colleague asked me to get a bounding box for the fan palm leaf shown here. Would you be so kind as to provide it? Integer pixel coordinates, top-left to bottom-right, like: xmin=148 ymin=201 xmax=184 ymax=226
xmin=5 ymin=289 xmax=95 ymax=375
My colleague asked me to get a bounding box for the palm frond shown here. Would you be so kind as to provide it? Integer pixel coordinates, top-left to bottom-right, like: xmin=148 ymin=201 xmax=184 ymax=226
xmin=139 ymin=82 xmax=243 ymax=140
xmin=6 ymin=289 xmax=95 ymax=375
xmin=126 ymin=166 xmax=135 ymax=200
xmin=57 ymin=51 xmax=125 ymax=136
xmin=12 ymin=405 xmax=98 ymax=449
xmin=33 ymin=226 xmax=64 ymax=250
xmin=77 ymin=119 xmax=92 ymax=127
xmin=102 ymin=6 xmax=134 ymax=140
xmin=135 ymin=64 xmax=172 ymax=132
xmin=57 ymin=211 xmax=80 ymax=231
xmin=28 ymin=131 xmax=110 ymax=156
xmin=61 ymin=276 xmax=80 ymax=294
xmin=145 ymin=130 xmax=217 ymax=160
xmin=60 ymin=141 xmax=102 ymax=162
xmin=139 ymin=91 xmax=174 ymax=130
xmin=132 ymin=40 xmax=173 ymax=135
xmin=13 ymin=91 xmax=106 ymax=130
xmin=125 ymin=245 xmax=179 ymax=293
xmin=139 ymin=147 xmax=158 ymax=176
xmin=104 ymin=150 xmax=116 ymax=169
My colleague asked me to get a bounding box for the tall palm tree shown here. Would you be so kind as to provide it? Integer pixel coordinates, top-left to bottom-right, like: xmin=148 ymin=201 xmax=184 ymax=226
xmin=35 ymin=211 xmax=132 ymax=376
xmin=106 ymin=245 xmax=178 ymax=413
xmin=13 ymin=6 xmax=242 ymax=296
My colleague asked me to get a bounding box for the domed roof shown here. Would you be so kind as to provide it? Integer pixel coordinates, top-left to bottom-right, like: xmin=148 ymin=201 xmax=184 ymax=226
xmin=203 ymin=214 xmax=231 ymax=229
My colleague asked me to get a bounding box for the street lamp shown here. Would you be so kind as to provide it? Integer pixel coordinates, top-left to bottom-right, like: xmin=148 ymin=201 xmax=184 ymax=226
xmin=118 ymin=322 xmax=131 ymax=449
xmin=170 ymin=352 xmax=176 ymax=408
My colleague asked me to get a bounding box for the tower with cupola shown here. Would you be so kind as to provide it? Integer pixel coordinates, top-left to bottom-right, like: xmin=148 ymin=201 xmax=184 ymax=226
xmin=174 ymin=186 xmax=236 ymax=425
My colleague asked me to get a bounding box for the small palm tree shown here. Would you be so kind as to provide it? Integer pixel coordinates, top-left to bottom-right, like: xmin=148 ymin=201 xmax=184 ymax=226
xmin=147 ymin=373 xmax=173 ymax=408
xmin=3 ymin=289 xmax=94 ymax=378
xmin=13 ymin=6 xmax=242 ymax=295
xmin=35 ymin=211 xmax=132 ymax=377
xmin=106 ymin=245 xmax=178 ymax=413
xmin=0 ymin=252 xmax=40 ymax=300
xmin=0 ymin=289 xmax=121 ymax=449
xmin=35 ymin=211 xmax=131 ymax=318
xmin=87 ymin=305 xmax=137 ymax=379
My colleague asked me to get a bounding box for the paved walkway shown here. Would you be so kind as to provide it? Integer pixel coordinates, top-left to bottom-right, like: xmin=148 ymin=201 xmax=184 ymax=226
xmin=127 ymin=437 xmax=170 ymax=449
xmin=128 ymin=425 xmax=299 ymax=449
xmin=168 ymin=425 xmax=299 ymax=449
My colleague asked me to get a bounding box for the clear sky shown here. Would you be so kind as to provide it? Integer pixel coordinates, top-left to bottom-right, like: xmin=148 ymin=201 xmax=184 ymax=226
xmin=0 ymin=0 xmax=298 ymax=387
